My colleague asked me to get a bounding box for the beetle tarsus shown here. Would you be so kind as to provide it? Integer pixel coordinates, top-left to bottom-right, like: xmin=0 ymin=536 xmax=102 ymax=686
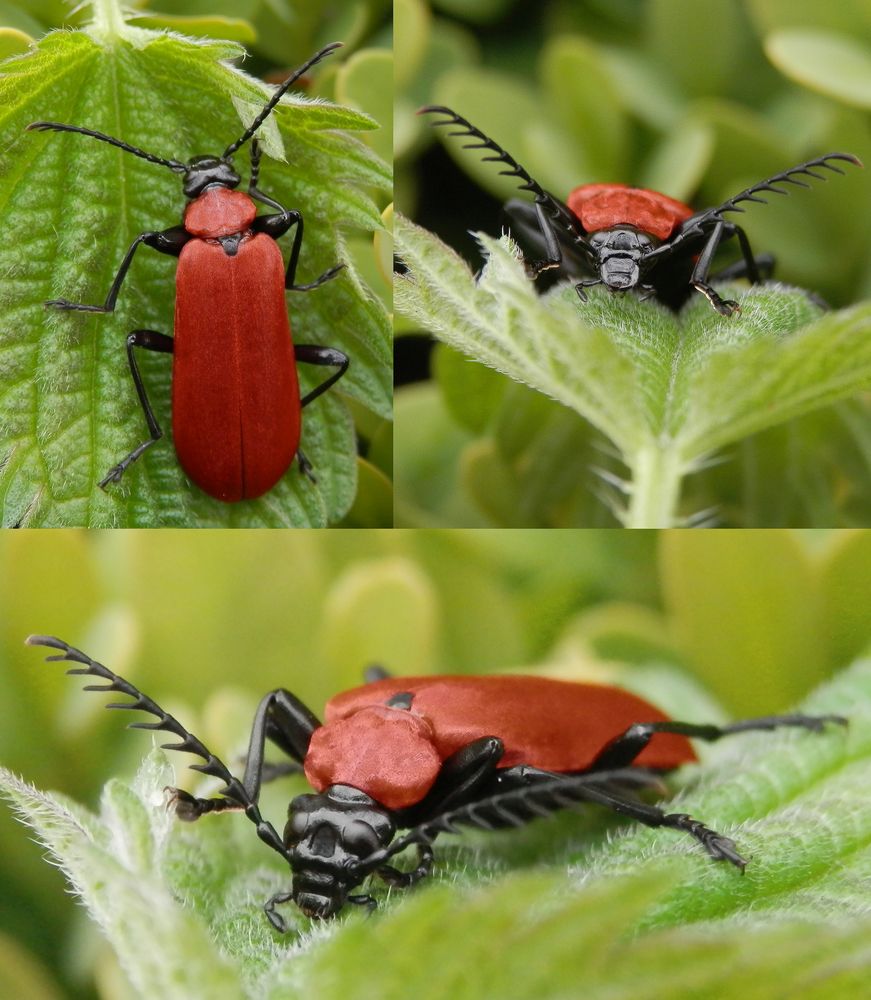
xmin=168 ymin=787 xmax=244 ymax=821
xmin=692 ymin=283 xmax=740 ymax=316
xmin=98 ymin=438 xmax=159 ymax=490
xmin=46 ymin=298 xmax=107 ymax=312
xmin=377 ymin=844 xmax=434 ymax=888
xmin=264 ymin=892 xmax=294 ymax=933
xmin=296 ymin=450 xmax=317 ymax=483
xmin=288 ymin=262 xmax=345 ymax=292
xmin=668 ymin=814 xmax=747 ymax=870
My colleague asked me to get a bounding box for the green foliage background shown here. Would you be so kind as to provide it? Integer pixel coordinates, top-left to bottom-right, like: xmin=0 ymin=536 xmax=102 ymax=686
xmin=395 ymin=0 xmax=871 ymax=528
xmin=0 ymin=528 xmax=869 ymax=998
xmin=0 ymin=0 xmax=392 ymax=527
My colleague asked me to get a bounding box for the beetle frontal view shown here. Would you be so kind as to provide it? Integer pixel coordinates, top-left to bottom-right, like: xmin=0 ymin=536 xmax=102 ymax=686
xmin=28 ymin=43 xmax=350 ymax=502
xmin=421 ymin=106 xmax=862 ymax=314
xmin=27 ymin=636 xmax=846 ymax=927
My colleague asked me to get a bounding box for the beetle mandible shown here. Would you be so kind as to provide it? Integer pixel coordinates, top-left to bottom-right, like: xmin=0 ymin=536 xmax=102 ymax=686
xmin=28 ymin=635 xmax=847 ymax=926
xmin=421 ymin=106 xmax=861 ymax=314
xmin=28 ymin=43 xmax=349 ymax=502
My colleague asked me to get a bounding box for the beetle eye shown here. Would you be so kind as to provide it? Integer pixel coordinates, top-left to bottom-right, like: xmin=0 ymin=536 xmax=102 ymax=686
xmin=342 ymin=820 xmax=379 ymax=856
xmin=285 ymin=810 xmax=309 ymax=844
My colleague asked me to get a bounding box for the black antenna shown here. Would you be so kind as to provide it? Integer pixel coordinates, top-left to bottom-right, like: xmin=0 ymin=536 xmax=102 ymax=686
xmin=418 ymin=105 xmax=554 ymax=206
xmin=26 ymin=121 xmax=187 ymax=172
xmin=222 ymin=41 xmax=343 ymax=159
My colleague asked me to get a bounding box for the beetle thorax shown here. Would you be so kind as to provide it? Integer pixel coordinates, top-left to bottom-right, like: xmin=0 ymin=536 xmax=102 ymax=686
xmin=284 ymin=785 xmax=395 ymax=919
xmin=588 ymin=226 xmax=659 ymax=290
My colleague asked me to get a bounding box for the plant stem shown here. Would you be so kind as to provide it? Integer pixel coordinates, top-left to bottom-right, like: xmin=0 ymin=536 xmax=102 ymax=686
xmin=625 ymin=444 xmax=685 ymax=528
xmin=89 ymin=0 xmax=127 ymax=40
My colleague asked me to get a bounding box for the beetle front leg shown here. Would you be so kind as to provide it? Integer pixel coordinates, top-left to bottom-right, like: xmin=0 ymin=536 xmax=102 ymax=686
xmin=247 ymin=139 xmax=284 ymax=212
xmin=47 ymin=226 xmax=190 ymax=313
xmin=690 ymin=219 xmax=741 ymax=315
xmin=176 ymin=688 xmax=322 ymax=822
xmin=251 ymin=208 xmax=344 ymax=290
xmin=526 ymin=198 xmax=564 ymax=277
xmin=377 ymin=844 xmax=435 ymax=889
xmin=264 ymin=891 xmax=295 ymax=933
xmin=99 ymin=329 xmax=173 ymax=490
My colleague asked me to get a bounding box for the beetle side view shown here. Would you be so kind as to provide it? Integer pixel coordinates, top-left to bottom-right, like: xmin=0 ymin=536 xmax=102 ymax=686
xmin=27 ymin=636 xmax=846 ymax=926
xmin=28 ymin=43 xmax=350 ymax=502
xmin=420 ymin=106 xmax=861 ymax=314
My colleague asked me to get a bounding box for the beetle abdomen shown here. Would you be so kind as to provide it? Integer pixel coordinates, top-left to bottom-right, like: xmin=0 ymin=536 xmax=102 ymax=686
xmin=326 ymin=675 xmax=697 ymax=780
xmin=173 ymin=235 xmax=301 ymax=501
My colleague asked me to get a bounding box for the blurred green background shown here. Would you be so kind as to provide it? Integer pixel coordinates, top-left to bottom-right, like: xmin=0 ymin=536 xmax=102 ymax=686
xmin=394 ymin=0 xmax=871 ymax=527
xmin=0 ymin=527 xmax=869 ymax=997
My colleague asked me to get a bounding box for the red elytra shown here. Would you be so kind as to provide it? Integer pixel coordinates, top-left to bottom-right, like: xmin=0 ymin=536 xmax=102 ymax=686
xmin=304 ymin=675 xmax=697 ymax=810
xmin=566 ymin=184 xmax=694 ymax=240
xmin=173 ymin=187 xmax=301 ymax=502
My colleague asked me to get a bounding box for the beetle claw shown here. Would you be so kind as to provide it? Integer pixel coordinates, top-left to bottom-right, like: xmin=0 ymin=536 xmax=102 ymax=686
xmin=98 ymin=466 xmax=125 ymax=490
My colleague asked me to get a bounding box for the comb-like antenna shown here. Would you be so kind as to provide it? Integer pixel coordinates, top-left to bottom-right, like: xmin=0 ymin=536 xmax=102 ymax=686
xmin=419 ymin=105 xmax=553 ymax=206
xmin=26 ymin=121 xmax=187 ymax=172
xmin=222 ymin=41 xmax=343 ymax=160
xmin=649 ymin=152 xmax=863 ymax=261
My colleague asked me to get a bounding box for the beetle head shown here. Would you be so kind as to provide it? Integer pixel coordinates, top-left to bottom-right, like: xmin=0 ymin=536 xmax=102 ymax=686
xmin=284 ymin=784 xmax=395 ymax=919
xmin=588 ymin=227 xmax=659 ymax=290
xmin=182 ymin=155 xmax=241 ymax=198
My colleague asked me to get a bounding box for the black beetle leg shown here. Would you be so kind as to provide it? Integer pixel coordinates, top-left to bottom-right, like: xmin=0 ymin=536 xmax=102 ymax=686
xmin=690 ymin=219 xmax=741 ymax=315
xmin=347 ymin=894 xmax=378 ymax=914
xmin=47 ymin=226 xmax=189 ymax=313
xmin=589 ymin=713 xmax=847 ymax=772
xmin=377 ymin=844 xmax=435 ymax=889
xmin=99 ymin=329 xmax=173 ymax=490
xmin=264 ymin=892 xmax=295 ymax=933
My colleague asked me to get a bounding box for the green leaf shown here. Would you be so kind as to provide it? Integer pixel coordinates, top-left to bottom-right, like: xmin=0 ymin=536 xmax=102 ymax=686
xmin=394 ymin=0 xmax=431 ymax=91
xmin=765 ymin=29 xmax=871 ymax=109
xmin=0 ymin=26 xmax=391 ymax=527
xmin=539 ymin=34 xmax=628 ymax=179
xmin=660 ymin=532 xmax=827 ymax=714
xmin=336 ymin=48 xmax=393 ymax=164
xmin=126 ymin=14 xmax=257 ymax=44
xmin=0 ymin=753 xmax=245 ymax=999
xmin=395 ymin=214 xmax=871 ymax=526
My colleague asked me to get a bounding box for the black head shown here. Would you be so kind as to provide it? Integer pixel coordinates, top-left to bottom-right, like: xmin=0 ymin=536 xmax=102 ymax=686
xmin=284 ymin=784 xmax=395 ymax=919
xmin=183 ymin=155 xmax=241 ymax=198
xmin=588 ymin=227 xmax=659 ymax=291
xmin=26 ymin=42 xmax=342 ymax=201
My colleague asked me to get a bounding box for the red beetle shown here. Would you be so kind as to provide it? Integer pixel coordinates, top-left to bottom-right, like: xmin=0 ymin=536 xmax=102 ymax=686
xmin=28 ymin=43 xmax=349 ymax=502
xmin=421 ymin=106 xmax=861 ymax=313
xmin=29 ymin=635 xmax=846 ymax=926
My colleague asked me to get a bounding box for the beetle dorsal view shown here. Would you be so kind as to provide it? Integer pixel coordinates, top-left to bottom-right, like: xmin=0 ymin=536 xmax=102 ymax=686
xmin=420 ymin=106 xmax=861 ymax=315
xmin=27 ymin=636 xmax=847 ymax=926
xmin=27 ymin=43 xmax=350 ymax=502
